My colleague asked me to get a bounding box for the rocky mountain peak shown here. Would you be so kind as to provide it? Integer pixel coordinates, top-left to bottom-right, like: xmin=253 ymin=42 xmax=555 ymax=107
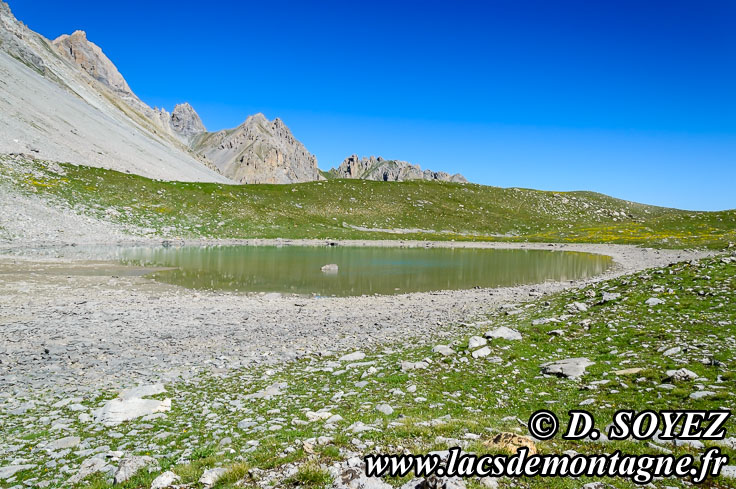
xmin=170 ymin=103 xmax=205 ymax=139
xmin=0 ymin=0 xmax=12 ymax=16
xmin=52 ymin=30 xmax=132 ymax=94
xmin=330 ymin=155 xmax=468 ymax=183
xmin=191 ymin=113 xmax=320 ymax=184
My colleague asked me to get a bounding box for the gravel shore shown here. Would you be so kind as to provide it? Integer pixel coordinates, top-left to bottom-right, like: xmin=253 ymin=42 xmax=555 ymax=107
xmin=0 ymin=239 xmax=711 ymax=397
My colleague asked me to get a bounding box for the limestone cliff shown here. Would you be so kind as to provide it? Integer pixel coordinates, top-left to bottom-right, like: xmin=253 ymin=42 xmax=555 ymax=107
xmin=330 ymin=155 xmax=467 ymax=183
xmin=191 ymin=113 xmax=320 ymax=184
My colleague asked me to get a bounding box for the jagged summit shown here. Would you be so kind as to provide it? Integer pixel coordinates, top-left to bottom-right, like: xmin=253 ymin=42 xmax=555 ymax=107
xmin=52 ymin=30 xmax=132 ymax=94
xmin=0 ymin=1 xmax=228 ymax=182
xmin=330 ymin=155 xmax=468 ymax=183
xmin=170 ymin=103 xmax=206 ymax=139
xmin=191 ymin=113 xmax=321 ymax=184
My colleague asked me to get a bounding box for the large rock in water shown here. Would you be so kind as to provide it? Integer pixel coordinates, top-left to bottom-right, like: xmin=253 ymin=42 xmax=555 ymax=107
xmin=191 ymin=113 xmax=321 ymax=184
xmin=330 ymin=155 xmax=467 ymax=183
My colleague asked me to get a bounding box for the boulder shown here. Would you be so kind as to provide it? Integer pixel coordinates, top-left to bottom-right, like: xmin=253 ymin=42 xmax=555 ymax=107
xmin=150 ymin=471 xmax=180 ymax=489
xmin=114 ymin=455 xmax=157 ymax=484
xmin=199 ymin=467 xmax=228 ymax=487
xmin=541 ymin=358 xmax=594 ymax=379
xmin=485 ymin=326 xmax=522 ymax=341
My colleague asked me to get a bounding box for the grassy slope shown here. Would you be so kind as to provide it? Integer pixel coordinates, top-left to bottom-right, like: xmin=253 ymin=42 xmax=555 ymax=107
xmin=3 ymin=255 xmax=734 ymax=489
xmin=2 ymin=156 xmax=735 ymax=248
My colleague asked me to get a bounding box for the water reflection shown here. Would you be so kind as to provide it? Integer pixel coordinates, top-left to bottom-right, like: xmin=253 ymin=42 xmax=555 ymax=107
xmin=118 ymin=246 xmax=612 ymax=297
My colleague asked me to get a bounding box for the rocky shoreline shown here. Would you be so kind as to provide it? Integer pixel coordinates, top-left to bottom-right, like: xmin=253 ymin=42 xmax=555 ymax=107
xmin=0 ymin=240 xmax=711 ymax=397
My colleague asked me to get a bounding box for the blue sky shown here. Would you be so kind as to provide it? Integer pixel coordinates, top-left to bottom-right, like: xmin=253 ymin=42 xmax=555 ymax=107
xmin=9 ymin=0 xmax=736 ymax=210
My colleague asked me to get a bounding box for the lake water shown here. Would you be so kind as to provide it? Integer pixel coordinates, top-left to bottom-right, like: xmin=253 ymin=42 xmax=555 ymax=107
xmin=117 ymin=245 xmax=612 ymax=297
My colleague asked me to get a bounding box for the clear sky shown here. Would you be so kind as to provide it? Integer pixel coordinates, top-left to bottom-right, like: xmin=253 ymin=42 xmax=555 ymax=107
xmin=8 ymin=0 xmax=736 ymax=210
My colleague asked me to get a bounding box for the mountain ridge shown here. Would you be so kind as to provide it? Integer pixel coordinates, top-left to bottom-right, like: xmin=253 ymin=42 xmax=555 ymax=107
xmin=330 ymin=155 xmax=467 ymax=183
xmin=0 ymin=0 xmax=320 ymax=184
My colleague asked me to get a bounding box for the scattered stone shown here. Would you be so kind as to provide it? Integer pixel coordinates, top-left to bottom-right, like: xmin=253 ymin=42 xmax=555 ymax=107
xmin=95 ymin=397 xmax=171 ymax=426
xmin=321 ymin=263 xmax=339 ymax=273
xmin=541 ymin=358 xmax=594 ymax=379
xmin=601 ymin=292 xmax=621 ymax=303
xmin=47 ymin=436 xmax=81 ymax=450
xmin=566 ymin=302 xmax=588 ymax=313
xmin=245 ymin=382 xmax=287 ymax=400
xmin=689 ymin=391 xmax=715 ymax=400
xmin=150 ymin=471 xmax=180 ymax=489
xmin=399 ymin=475 xmax=466 ymax=489
xmin=614 ymin=368 xmax=643 ymax=376
xmin=468 ymin=336 xmax=487 ymax=349
xmin=376 ymin=404 xmax=394 ymax=415
xmin=68 ymin=457 xmax=110 ymax=484
xmin=120 ymin=384 xmax=166 ymax=400
xmin=199 ymin=467 xmax=228 ymax=487
xmin=432 ymin=345 xmax=455 ymax=356
xmin=114 ymin=455 xmax=156 ymax=484
xmin=645 ymin=297 xmax=664 ymax=306
xmin=340 ymin=352 xmax=366 ymax=362
xmin=401 ymin=361 xmax=429 ymax=371
xmin=485 ymin=326 xmax=522 ymax=341
xmin=666 ymin=368 xmax=698 ymax=381
xmin=479 ymin=476 xmax=499 ymax=488
xmin=471 ymin=347 xmax=491 ymax=359
xmin=0 ymin=465 xmax=34 ymax=480
xmin=663 ymin=347 xmax=681 ymax=357
xmin=484 ymin=433 xmax=537 ymax=455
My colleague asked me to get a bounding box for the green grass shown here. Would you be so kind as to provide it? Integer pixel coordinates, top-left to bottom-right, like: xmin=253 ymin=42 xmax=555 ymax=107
xmin=2 ymin=255 xmax=734 ymax=488
xmin=2 ymin=156 xmax=735 ymax=248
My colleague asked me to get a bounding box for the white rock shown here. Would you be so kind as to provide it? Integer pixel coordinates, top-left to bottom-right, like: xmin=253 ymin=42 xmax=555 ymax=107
xmin=485 ymin=326 xmax=522 ymax=341
xmin=199 ymin=467 xmax=228 ymax=487
xmin=468 ymin=336 xmax=487 ymax=349
xmin=0 ymin=465 xmax=34 ymax=480
xmin=401 ymin=361 xmax=429 ymax=371
xmin=479 ymin=476 xmax=499 ymax=488
xmin=689 ymin=391 xmax=715 ymax=400
xmin=68 ymin=457 xmax=110 ymax=484
xmin=722 ymin=466 xmax=736 ymax=479
xmin=95 ymin=398 xmax=171 ymax=426
xmin=340 ymin=352 xmax=366 ymax=362
xmin=245 ymin=382 xmax=287 ymax=400
xmin=321 ymin=263 xmax=339 ymax=273
xmin=114 ymin=455 xmax=156 ymax=484
xmin=567 ymin=302 xmax=589 ymax=313
xmin=663 ymin=347 xmax=682 ymax=357
xmin=541 ymin=357 xmax=594 ymax=379
xmin=120 ymin=384 xmax=166 ymax=400
xmin=432 ymin=345 xmax=455 ymax=356
xmin=150 ymin=471 xmax=180 ymax=489
xmin=645 ymin=297 xmax=664 ymax=306
xmin=47 ymin=436 xmax=81 ymax=450
xmin=666 ymin=368 xmax=698 ymax=381
xmin=472 ymin=346 xmax=492 ymax=359
xmin=376 ymin=403 xmax=394 ymax=415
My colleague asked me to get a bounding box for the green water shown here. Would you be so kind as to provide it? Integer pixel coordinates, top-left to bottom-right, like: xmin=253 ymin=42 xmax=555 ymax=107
xmin=118 ymin=245 xmax=612 ymax=297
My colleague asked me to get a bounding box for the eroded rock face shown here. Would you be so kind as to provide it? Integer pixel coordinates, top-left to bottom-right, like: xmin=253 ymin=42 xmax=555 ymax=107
xmin=0 ymin=0 xmax=47 ymax=75
xmin=52 ymin=31 xmax=132 ymax=94
xmin=170 ymin=103 xmax=206 ymax=140
xmin=331 ymin=155 xmax=467 ymax=183
xmin=192 ymin=113 xmax=320 ymax=184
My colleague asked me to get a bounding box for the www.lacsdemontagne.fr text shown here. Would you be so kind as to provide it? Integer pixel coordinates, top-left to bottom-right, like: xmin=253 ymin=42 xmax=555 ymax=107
xmin=364 ymin=447 xmax=729 ymax=484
